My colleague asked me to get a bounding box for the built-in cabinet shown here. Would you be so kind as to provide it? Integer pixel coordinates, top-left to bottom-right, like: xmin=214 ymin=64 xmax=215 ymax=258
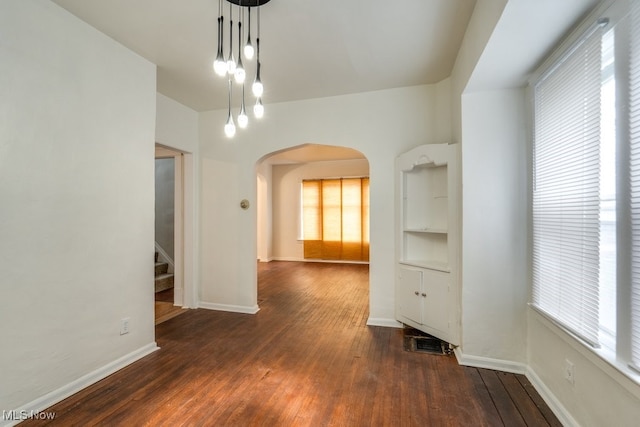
xmin=396 ymin=143 xmax=460 ymax=346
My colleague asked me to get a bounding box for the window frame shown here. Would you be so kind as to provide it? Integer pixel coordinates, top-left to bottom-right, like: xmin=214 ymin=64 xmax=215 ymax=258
xmin=528 ymin=0 xmax=640 ymax=385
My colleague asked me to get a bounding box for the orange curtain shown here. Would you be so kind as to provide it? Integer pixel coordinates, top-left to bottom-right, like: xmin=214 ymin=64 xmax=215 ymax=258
xmin=302 ymin=178 xmax=369 ymax=262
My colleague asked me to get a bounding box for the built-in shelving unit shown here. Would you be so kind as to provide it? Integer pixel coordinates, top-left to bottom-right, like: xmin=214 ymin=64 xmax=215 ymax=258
xmin=395 ymin=143 xmax=460 ymax=346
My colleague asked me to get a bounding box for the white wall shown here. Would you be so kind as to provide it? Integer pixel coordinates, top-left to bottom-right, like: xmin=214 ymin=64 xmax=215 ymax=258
xmin=459 ymin=89 xmax=528 ymax=366
xmin=0 ymin=0 xmax=157 ymax=413
xmin=451 ymin=0 xmax=640 ymax=424
xmin=156 ymin=93 xmax=199 ymax=154
xmin=451 ymin=0 xmax=508 ymax=143
xmin=198 ymin=84 xmax=450 ymax=322
xmin=256 ymin=162 xmax=272 ymax=262
xmin=270 ymin=159 xmax=370 ymax=261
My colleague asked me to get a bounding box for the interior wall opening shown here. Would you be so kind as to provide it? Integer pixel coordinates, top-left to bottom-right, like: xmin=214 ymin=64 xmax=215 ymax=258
xmin=255 ymin=143 xmax=371 ymax=310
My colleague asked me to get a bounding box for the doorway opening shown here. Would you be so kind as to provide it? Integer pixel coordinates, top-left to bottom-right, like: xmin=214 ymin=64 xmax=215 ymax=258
xmin=154 ymin=144 xmax=194 ymax=324
xmin=255 ymin=143 xmax=370 ymax=309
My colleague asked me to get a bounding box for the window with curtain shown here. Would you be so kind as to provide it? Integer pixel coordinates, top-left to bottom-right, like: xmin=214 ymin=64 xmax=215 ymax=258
xmin=302 ymin=178 xmax=369 ymax=262
xmin=532 ymin=0 xmax=640 ymax=374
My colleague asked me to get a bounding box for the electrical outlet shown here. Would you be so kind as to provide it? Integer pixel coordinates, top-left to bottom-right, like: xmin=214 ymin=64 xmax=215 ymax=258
xmin=120 ymin=317 xmax=130 ymax=335
xmin=564 ymin=359 xmax=575 ymax=385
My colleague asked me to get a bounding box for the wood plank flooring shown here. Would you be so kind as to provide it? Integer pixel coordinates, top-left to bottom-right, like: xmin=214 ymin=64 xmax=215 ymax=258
xmin=21 ymin=261 xmax=560 ymax=426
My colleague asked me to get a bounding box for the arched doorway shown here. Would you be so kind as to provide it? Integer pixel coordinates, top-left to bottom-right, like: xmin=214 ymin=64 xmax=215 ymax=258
xmin=255 ymin=143 xmax=370 ymax=304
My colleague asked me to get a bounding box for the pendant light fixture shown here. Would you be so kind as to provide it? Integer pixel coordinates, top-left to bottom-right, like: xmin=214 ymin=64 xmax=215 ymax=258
xmin=214 ymin=0 xmax=271 ymax=138
xmin=238 ymin=84 xmax=249 ymax=128
xmin=244 ymin=7 xmax=254 ymax=60
xmin=213 ymin=0 xmax=227 ymax=76
xmin=251 ymin=7 xmax=263 ymax=98
xmin=226 ymin=1 xmax=236 ymax=76
xmin=234 ymin=16 xmax=245 ymax=84
xmin=224 ymin=77 xmax=236 ymax=138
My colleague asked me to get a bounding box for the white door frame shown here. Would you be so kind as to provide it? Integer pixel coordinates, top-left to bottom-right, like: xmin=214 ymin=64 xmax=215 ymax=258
xmin=155 ymin=144 xmax=195 ymax=308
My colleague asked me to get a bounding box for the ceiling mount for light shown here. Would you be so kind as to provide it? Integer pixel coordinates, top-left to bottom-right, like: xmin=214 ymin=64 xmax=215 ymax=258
xmin=226 ymin=0 xmax=271 ymax=6
xmin=214 ymin=0 xmax=271 ymax=138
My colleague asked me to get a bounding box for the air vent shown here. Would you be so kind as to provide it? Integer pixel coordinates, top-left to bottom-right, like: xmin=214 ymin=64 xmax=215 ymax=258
xmin=402 ymin=327 xmax=451 ymax=355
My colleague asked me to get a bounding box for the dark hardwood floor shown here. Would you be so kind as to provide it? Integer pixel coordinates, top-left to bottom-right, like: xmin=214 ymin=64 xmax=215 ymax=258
xmin=21 ymin=261 xmax=560 ymax=426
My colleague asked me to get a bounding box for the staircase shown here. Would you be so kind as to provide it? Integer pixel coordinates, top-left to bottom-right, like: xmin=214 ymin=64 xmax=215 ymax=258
xmin=155 ymin=252 xmax=174 ymax=293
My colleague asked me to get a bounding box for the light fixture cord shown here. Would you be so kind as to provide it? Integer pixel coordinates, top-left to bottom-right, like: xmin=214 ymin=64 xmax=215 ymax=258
xmin=227 ymin=76 xmax=233 ymax=119
xmin=228 ymin=1 xmax=233 ymax=59
xmin=247 ymin=7 xmax=251 ymax=45
xmin=218 ymin=0 xmax=224 ymax=57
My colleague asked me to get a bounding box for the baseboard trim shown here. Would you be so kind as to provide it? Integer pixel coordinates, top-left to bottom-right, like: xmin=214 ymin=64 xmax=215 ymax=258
xmin=453 ymin=348 xmax=527 ymax=375
xmin=526 ymin=366 xmax=579 ymax=427
xmin=271 ymin=257 xmax=369 ymax=265
xmin=3 ymin=343 xmax=159 ymax=427
xmin=366 ymin=317 xmax=404 ymax=328
xmin=198 ymin=301 xmax=260 ymax=314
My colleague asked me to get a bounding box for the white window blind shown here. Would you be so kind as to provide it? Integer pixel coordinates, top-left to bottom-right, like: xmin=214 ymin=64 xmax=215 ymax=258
xmin=629 ymin=0 xmax=640 ymax=369
xmin=532 ymin=21 xmax=606 ymax=347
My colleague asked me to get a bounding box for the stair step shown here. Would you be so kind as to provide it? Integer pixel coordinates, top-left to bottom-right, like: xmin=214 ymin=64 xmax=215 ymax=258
xmin=155 ymin=262 xmax=169 ymax=276
xmin=155 ymin=273 xmax=174 ymax=293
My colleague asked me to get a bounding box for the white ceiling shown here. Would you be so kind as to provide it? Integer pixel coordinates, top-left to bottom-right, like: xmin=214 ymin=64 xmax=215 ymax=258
xmin=51 ymin=0 xmax=477 ymax=112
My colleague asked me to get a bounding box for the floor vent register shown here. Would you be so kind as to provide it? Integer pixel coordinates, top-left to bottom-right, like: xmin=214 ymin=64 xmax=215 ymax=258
xmin=402 ymin=327 xmax=452 ymax=355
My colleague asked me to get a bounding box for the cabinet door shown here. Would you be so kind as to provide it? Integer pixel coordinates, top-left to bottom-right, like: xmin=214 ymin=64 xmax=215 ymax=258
xmin=421 ymin=270 xmax=450 ymax=338
xmin=397 ymin=267 xmax=422 ymax=325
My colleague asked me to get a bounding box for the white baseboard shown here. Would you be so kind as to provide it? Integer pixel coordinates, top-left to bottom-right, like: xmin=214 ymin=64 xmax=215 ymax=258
xmin=198 ymin=301 xmax=260 ymax=314
xmin=525 ymin=367 xmax=579 ymax=427
xmin=366 ymin=317 xmax=404 ymax=328
xmin=2 ymin=343 xmax=159 ymax=427
xmin=271 ymin=257 xmax=369 ymax=265
xmin=453 ymin=348 xmax=527 ymax=375
xmin=453 ymin=349 xmax=577 ymax=426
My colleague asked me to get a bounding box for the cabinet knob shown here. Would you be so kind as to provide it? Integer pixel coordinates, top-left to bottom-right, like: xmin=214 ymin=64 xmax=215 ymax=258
xmin=414 ymin=291 xmax=419 ymax=296
xmin=421 ymin=293 xmax=427 ymax=297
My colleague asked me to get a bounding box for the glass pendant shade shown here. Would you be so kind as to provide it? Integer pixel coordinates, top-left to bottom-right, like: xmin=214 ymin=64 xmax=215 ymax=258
xmin=235 ymin=64 xmax=246 ymax=84
xmin=244 ymin=41 xmax=254 ymax=60
xmin=214 ymin=16 xmax=227 ymax=76
xmin=227 ymin=53 xmax=236 ymax=75
xmin=252 ymin=61 xmax=263 ymax=97
xmin=254 ymin=97 xmax=264 ymax=118
xmin=224 ymin=116 xmax=236 ymax=137
xmin=238 ymin=108 xmax=249 ymax=128
xmin=244 ymin=7 xmax=254 ymax=59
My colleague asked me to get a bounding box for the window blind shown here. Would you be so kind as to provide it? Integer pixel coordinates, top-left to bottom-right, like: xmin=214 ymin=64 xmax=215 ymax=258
xmin=532 ymin=21 xmax=605 ymax=347
xmin=629 ymin=0 xmax=640 ymax=368
xmin=302 ymin=178 xmax=369 ymax=262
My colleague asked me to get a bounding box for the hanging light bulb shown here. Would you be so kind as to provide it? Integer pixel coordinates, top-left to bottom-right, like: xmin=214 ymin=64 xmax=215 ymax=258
xmin=224 ymin=78 xmax=236 ymax=138
xmin=244 ymin=7 xmax=254 ymax=59
xmin=252 ymin=9 xmax=263 ymax=97
xmin=252 ymin=61 xmax=263 ymax=97
xmin=238 ymin=85 xmax=249 ymax=128
xmin=226 ymin=2 xmax=236 ymax=76
xmin=235 ymin=20 xmax=246 ymax=84
xmin=213 ymin=1 xmax=227 ymax=76
xmin=254 ymin=97 xmax=264 ymax=119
